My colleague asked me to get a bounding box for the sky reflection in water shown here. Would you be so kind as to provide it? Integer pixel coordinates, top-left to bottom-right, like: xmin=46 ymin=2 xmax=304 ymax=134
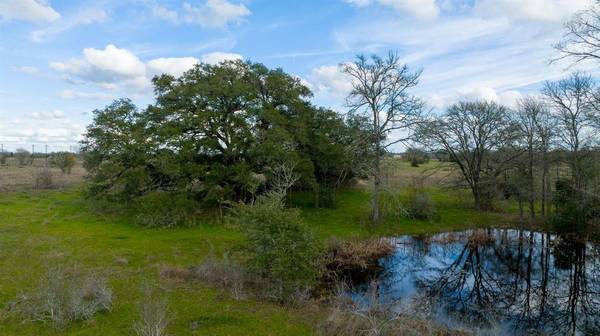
xmin=352 ymin=229 xmax=600 ymax=335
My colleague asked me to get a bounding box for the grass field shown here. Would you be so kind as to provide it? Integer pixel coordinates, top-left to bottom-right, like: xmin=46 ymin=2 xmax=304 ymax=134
xmin=0 ymin=157 xmax=86 ymax=192
xmin=0 ymin=159 xmax=517 ymax=335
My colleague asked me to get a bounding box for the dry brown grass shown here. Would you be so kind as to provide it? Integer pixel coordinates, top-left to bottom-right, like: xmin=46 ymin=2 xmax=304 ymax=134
xmin=326 ymin=238 xmax=396 ymax=280
xmin=0 ymin=157 xmax=85 ymax=191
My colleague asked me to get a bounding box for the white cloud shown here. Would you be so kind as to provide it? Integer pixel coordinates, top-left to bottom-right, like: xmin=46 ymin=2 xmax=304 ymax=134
xmin=344 ymin=0 xmax=440 ymax=21
xmin=0 ymin=0 xmax=60 ymax=24
xmin=51 ymin=45 xmax=227 ymax=98
xmin=29 ymin=109 xmax=65 ymax=119
xmin=0 ymin=114 xmax=85 ymax=147
xmin=31 ymin=8 xmax=107 ymax=42
xmin=15 ymin=66 xmax=39 ymax=74
xmin=59 ymin=90 xmax=113 ymax=100
xmin=474 ymin=0 xmax=592 ymax=23
xmin=200 ymin=51 xmax=243 ymax=65
xmin=147 ymin=57 xmax=199 ymax=78
xmin=182 ymin=0 xmax=250 ymax=28
xmin=308 ymin=65 xmax=354 ymax=99
xmin=51 ymin=44 xmax=150 ymax=90
xmin=150 ymin=4 xmax=178 ymax=23
xmin=457 ymin=87 xmax=522 ymax=108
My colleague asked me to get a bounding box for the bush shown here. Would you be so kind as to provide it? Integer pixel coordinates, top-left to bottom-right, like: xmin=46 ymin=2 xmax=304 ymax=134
xmin=134 ymin=191 xmax=198 ymax=228
xmin=133 ymin=286 xmax=171 ymax=336
xmin=321 ymin=283 xmax=456 ymax=336
xmin=231 ymin=191 xmax=322 ymax=302
xmin=12 ymin=269 xmax=112 ymax=329
xmin=405 ymin=189 xmax=439 ymax=221
xmin=194 ymin=255 xmax=247 ymax=300
xmin=33 ymin=169 xmax=54 ymax=189
xmin=403 ymin=148 xmax=429 ymax=167
xmin=51 ymin=152 xmax=77 ymax=174
xmin=15 ymin=148 xmax=31 ymax=166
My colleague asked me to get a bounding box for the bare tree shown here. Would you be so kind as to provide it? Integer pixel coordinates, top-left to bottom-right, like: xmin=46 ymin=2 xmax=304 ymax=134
xmin=542 ymin=72 xmax=598 ymax=190
xmin=532 ymin=102 xmax=556 ymax=220
xmin=515 ymin=97 xmax=554 ymax=223
xmin=553 ymin=2 xmax=600 ymax=65
xmin=419 ymin=101 xmax=519 ymax=210
xmin=342 ymin=52 xmax=424 ymax=222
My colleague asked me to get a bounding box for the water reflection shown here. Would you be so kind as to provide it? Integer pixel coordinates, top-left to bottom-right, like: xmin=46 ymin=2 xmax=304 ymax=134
xmin=353 ymin=229 xmax=600 ymax=335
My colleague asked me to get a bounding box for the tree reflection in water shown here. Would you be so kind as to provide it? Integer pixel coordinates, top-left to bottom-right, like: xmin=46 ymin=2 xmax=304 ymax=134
xmin=353 ymin=229 xmax=600 ymax=335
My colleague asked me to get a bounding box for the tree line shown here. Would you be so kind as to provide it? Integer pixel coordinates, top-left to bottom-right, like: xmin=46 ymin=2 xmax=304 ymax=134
xmin=82 ymin=3 xmax=600 ymax=230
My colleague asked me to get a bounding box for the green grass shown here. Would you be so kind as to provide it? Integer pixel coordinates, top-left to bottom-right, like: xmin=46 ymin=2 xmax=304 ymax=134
xmin=0 ymin=185 xmax=516 ymax=335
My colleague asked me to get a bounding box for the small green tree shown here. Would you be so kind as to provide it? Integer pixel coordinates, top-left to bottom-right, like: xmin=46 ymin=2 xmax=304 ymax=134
xmin=51 ymin=152 xmax=77 ymax=174
xmin=231 ymin=191 xmax=322 ymax=301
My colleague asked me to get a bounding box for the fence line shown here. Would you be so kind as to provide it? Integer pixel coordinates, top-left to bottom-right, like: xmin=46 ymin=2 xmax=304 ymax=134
xmin=0 ymin=144 xmax=81 ymax=155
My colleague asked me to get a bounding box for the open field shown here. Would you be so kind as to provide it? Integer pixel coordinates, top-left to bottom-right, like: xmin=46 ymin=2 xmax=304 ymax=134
xmin=0 ymin=159 xmax=516 ymax=335
xmin=0 ymin=158 xmax=86 ymax=192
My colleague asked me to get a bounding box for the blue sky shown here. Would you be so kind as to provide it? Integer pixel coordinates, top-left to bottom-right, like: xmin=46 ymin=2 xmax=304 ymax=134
xmin=0 ymin=0 xmax=597 ymax=151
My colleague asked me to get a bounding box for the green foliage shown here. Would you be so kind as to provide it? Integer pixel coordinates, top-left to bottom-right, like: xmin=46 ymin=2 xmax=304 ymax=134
xmin=405 ymin=189 xmax=439 ymax=221
xmin=231 ymin=191 xmax=322 ymax=301
xmin=82 ymin=61 xmax=357 ymax=208
xmin=552 ymin=178 xmax=600 ymax=231
xmin=50 ymin=152 xmax=77 ymax=174
xmin=134 ymin=191 xmax=198 ymax=228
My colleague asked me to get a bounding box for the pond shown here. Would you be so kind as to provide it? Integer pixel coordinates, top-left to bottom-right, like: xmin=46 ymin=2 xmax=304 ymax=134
xmin=351 ymin=229 xmax=600 ymax=335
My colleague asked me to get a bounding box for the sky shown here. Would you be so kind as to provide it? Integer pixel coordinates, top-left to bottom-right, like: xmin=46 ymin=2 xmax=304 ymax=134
xmin=0 ymin=0 xmax=598 ymax=152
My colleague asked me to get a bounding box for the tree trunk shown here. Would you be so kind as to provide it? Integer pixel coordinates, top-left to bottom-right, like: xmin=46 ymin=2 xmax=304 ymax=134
xmin=372 ymin=145 xmax=381 ymax=222
xmin=528 ymin=148 xmax=535 ymax=224
xmin=472 ymin=184 xmax=481 ymax=211
xmin=541 ymin=160 xmax=548 ymax=220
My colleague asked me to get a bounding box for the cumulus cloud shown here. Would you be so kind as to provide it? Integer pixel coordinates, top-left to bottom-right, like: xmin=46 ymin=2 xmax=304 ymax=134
xmin=343 ymin=0 xmax=440 ymax=21
xmin=474 ymin=0 xmax=592 ymax=23
xmin=51 ymin=44 xmax=242 ymax=98
xmin=51 ymin=44 xmax=149 ymax=90
xmin=147 ymin=57 xmax=199 ymax=77
xmin=0 ymin=115 xmax=85 ymax=147
xmin=426 ymin=87 xmax=523 ymax=110
xmin=200 ymin=51 xmax=243 ymax=65
xmin=31 ymin=7 xmax=108 ymax=43
xmin=0 ymin=0 xmax=60 ymax=24
xmin=308 ymin=65 xmax=354 ymax=99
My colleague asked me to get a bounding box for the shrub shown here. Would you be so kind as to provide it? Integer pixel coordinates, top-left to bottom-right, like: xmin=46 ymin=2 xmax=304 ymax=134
xmin=15 ymin=148 xmax=31 ymax=166
xmin=133 ymin=286 xmax=171 ymax=336
xmin=403 ymin=147 xmax=429 ymax=167
xmin=12 ymin=269 xmax=112 ymax=329
xmin=380 ymin=191 xmax=409 ymax=221
xmin=51 ymin=152 xmax=77 ymax=174
xmin=194 ymin=255 xmax=247 ymax=300
xmin=321 ymin=282 xmax=455 ymax=336
xmin=405 ymin=189 xmax=439 ymax=221
xmin=231 ymin=191 xmax=322 ymax=302
xmin=134 ymin=191 xmax=198 ymax=228
xmin=33 ymin=169 xmax=54 ymax=189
